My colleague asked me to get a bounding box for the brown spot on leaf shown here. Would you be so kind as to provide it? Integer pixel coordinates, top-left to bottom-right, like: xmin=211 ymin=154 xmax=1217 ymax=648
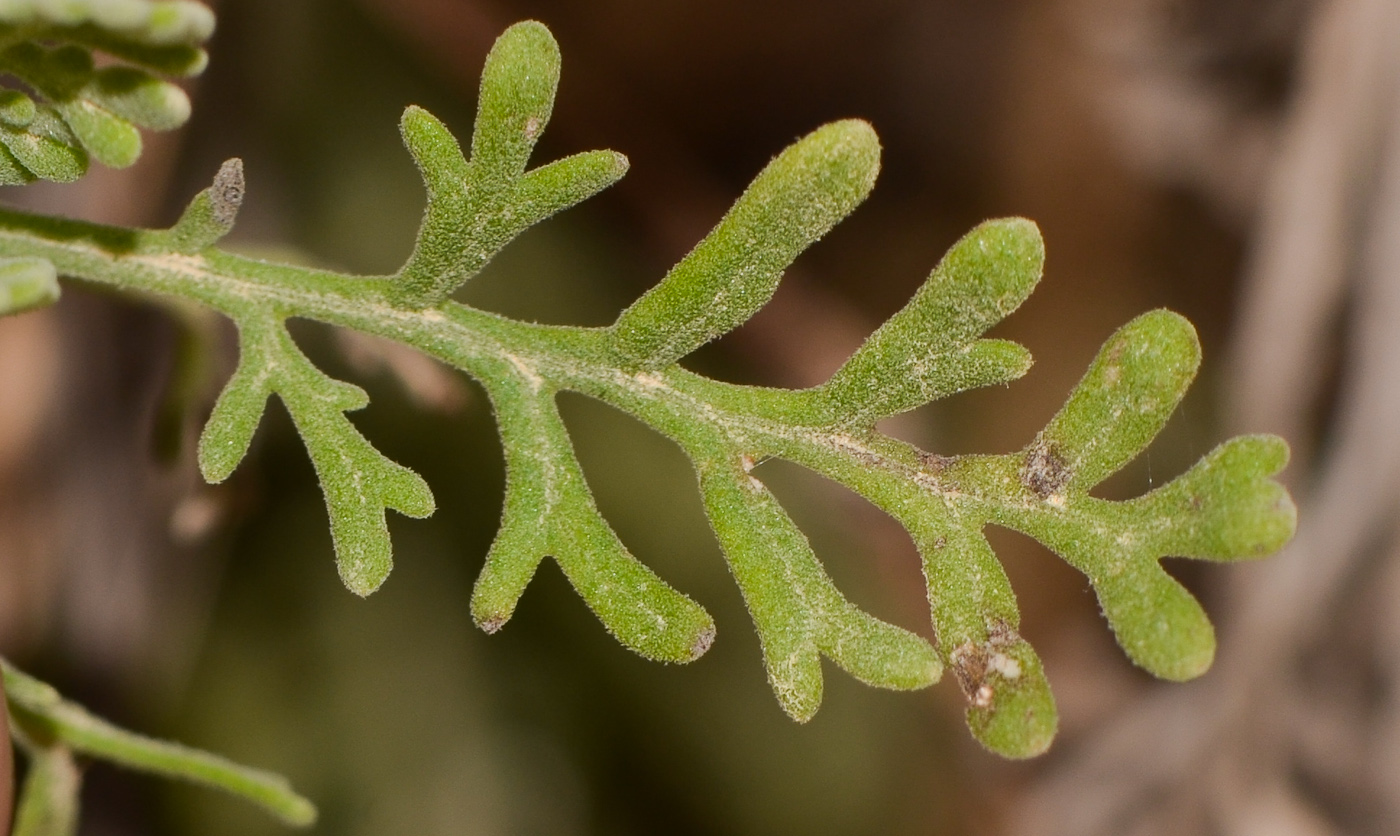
xmin=950 ymin=623 xmax=1024 ymax=709
xmin=1107 ymin=337 xmax=1127 ymax=365
xmin=987 ymin=619 xmax=1018 ymax=647
xmin=691 ymin=627 xmax=716 ymax=660
xmin=950 ymin=641 xmax=989 ymax=704
xmin=1023 ymin=439 xmax=1071 ymax=498
xmin=918 ymin=450 xmax=951 ymax=473
xmin=478 ymin=616 xmax=507 ymax=635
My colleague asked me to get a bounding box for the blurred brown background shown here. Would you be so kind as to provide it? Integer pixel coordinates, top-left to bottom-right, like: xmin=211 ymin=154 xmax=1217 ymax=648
xmin=2 ymin=0 xmax=1397 ymax=833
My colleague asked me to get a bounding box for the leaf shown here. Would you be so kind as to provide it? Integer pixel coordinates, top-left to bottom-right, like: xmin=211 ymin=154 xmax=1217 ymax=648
xmin=0 ymin=17 xmax=1298 ymax=761
xmin=696 ymin=447 xmax=940 ymax=720
xmin=610 ymin=119 xmax=881 ymax=369
xmin=0 ymin=106 xmax=85 ymax=182
xmin=815 ymin=218 xmax=1042 ymax=425
xmin=912 ymin=523 xmax=1056 ymax=757
xmin=469 ymin=19 xmax=559 ymax=187
xmin=0 ymin=0 xmax=210 ymax=180
xmin=1032 ymin=309 xmax=1201 ymax=494
xmin=197 ymin=313 xmax=434 ymax=596
xmin=994 ymin=313 xmax=1296 ymax=681
xmin=157 ymin=157 xmax=244 ymax=254
xmin=472 ymin=372 xmax=715 ymax=662
xmin=0 ymin=0 xmax=215 ymax=47
xmin=0 ymin=257 xmax=58 ymax=316
xmin=511 ymin=150 xmax=630 ymax=229
xmin=392 ymin=23 xmax=627 ymax=308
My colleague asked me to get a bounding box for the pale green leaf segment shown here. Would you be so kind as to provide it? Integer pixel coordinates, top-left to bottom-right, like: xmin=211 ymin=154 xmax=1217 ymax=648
xmin=0 ymin=254 xmax=56 ymax=314
xmin=0 ymin=0 xmax=210 ymax=184
xmin=2 ymin=659 xmax=317 ymax=830
xmin=0 ymin=20 xmax=1297 ymax=758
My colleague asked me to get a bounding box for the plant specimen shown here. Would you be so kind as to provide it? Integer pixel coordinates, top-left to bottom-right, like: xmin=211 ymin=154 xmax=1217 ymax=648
xmin=0 ymin=2 xmax=1297 ymax=831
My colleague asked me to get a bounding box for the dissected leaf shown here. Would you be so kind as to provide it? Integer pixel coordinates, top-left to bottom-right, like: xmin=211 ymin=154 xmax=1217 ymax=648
xmin=610 ymin=119 xmax=881 ymax=369
xmin=990 ymin=313 xmax=1296 ymax=683
xmin=0 ymin=16 xmax=1296 ymax=764
xmin=472 ymin=372 xmax=715 ymax=662
xmin=815 ymin=217 xmax=1043 ymax=425
xmin=697 ymin=447 xmax=940 ymax=720
xmin=197 ymin=313 xmax=433 ymax=596
xmin=392 ymin=23 xmax=627 ymax=309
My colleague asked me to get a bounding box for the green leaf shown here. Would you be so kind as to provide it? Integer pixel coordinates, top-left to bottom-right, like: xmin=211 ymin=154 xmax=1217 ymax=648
xmin=913 ymin=523 xmax=1056 ymax=757
xmin=1031 ymin=309 xmax=1201 ymax=494
xmin=197 ymin=313 xmax=434 ymax=596
xmin=1131 ymin=434 xmax=1295 ymax=561
xmin=0 ymin=0 xmax=210 ymax=180
xmin=392 ymin=23 xmax=627 ymax=309
xmin=3 ymin=659 xmax=315 ymax=828
xmin=0 ymin=257 xmax=58 ymax=316
xmin=815 ymin=218 xmax=1043 ymax=425
xmin=511 ymin=149 xmax=630 ymax=229
xmin=0 ymin=106 xmax=86 ymax=182
xmin=610 ymin=119 xmax=881 ymax=369
xmin=0 ymin=17 xmax=1298 ymax=761
xmin=990 ymin=314 xmax=1296 ymax=681
xmin=469 ymin=19 xmax=559 ymax=187
xmin=696 ymin=447 xmax=940 ymax=720
xmin=472 ymin=372 xmax=715 ymax=663
xmin=156 ymin=157 xmax=243 ymax=254
xmin=0 ymin=89 xmax=35 ymax=127
xmin=0 ymin=0 xmax=214 ymax=46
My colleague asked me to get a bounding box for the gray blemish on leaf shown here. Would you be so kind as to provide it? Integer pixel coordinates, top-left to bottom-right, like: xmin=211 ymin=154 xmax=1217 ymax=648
xmin=918 ymin=450 xmax=951 ymax=473
xmin=211 ymin=158 xmax=245 ymax=227
xmin=1023 ymin=438 xmax=1071 ymax=499
xmin=950 ymin=622 xmax=1024 ymax=708
xmin=691 ymin=626 xmax=716 ymax=660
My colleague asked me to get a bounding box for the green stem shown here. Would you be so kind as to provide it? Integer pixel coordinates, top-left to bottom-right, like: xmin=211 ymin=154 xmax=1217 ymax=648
xmin=1 ymin=661 xmax=315 ymax=828
xmin=0 ymin=207 xmax=993 ymax=529
xmin=9 ymin=742 xmax=79 ymax=836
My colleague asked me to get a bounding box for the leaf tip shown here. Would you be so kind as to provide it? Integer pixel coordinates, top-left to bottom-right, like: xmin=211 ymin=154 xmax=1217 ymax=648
xmin=688 ymin=624 xmax=716 ymax=661
xmin=278 ymin=795 xmax=318 ymax=829
xmin=476 ymin=614 xmax=508 ymax=635
xmin=209 ymin=157 xmax=245 ymax=227
xmin=0 ymin=256 xmax=59 ymax=316
xmin=340 ymin=564 xmax=389 ymax=598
